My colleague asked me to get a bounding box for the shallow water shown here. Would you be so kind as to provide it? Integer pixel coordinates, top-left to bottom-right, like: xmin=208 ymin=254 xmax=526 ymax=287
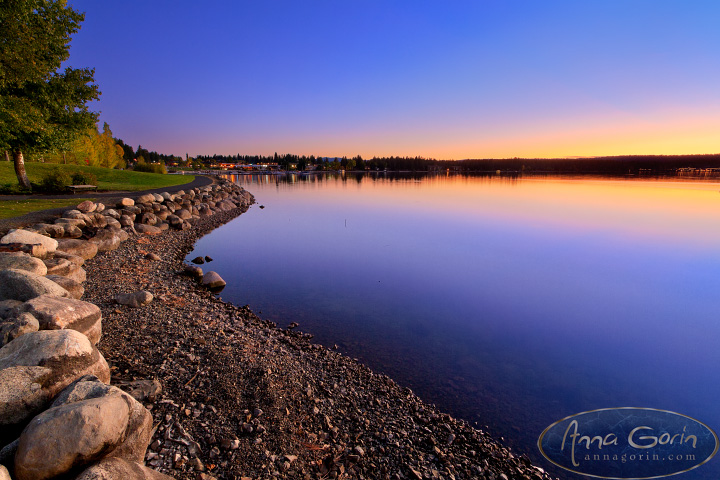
xmin=189 ymin=173 xmax=720 ymax=478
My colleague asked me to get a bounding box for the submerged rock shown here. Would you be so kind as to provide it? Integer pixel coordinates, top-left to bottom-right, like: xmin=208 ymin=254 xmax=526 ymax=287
xmin=201 ymin=271 xmax=226 ymax=290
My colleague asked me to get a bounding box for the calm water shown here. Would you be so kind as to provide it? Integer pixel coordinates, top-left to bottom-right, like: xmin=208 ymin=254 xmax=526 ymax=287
xmin=189 ymin=173 xmax=720 ymax=478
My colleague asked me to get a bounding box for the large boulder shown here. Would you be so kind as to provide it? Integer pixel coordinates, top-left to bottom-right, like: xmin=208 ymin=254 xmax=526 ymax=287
xmin=0 ymin=300 xmax=22 ymax=319
xmin=0 ymin=253 xmax=47 ymax=275
xmin=76 ymin=458 xmax=174 ymax=480
xmin=134 ymin=224 xmax=162 ymax=235
xmin=0 ymin=269 xmax=70 ymax=302
xmin=14 ymin=396 xmax=130 ymax=480
xmin=0 ymin=330 xmax=109 ymax=445
xmin=45 ymin=275 xmax=84 ymax=299
xmin=0 ymin=313 xmax=39 ymax=346
xmin=50 ymin=378 xmax=154 ymax=464
xmin=88 ymin=230 xmax=122 ymax=252
xmin=0 ymin=229 xmax=57 ymax=255
xmin=76 ymin=200 xmax=97 ymax=213
xmin=43 ymin=257 xmax=72 ymax=276
xmin=51 ymin=250 xmax=85 ymax=266
xmin=20 ymin=295 xmax=101 ymax=344
xmin=135 ymin=194 xmax=155 ymax=204
xmin=56 ymin=239 xmax=98 ymax=261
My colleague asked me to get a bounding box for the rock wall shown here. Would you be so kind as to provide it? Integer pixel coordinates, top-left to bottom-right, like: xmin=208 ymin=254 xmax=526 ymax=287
xmin=0 ymin=180 xmax=254 ymax=480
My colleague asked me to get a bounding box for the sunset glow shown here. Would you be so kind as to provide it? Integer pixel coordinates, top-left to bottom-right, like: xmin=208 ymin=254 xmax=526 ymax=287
xmin=66 ymin=1 xmax=720 ymax=159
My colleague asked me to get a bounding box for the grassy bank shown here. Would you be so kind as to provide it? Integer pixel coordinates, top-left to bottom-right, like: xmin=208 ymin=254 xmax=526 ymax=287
xmin=0 ymin=198 xmax=94 ymax=220
xmin=0 ymin=162 xmax=194 ymax=193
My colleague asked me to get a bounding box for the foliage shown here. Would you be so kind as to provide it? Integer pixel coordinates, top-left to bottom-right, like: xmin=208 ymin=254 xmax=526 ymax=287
xmin=133 ymin=158 xmax=167 ymax=174
xmin=70 ymin=170 xmax=96 ymax=185
xmin=37 ymin=166 xmax=71 ymax=193
xmin=0 ymin=0 xmax=100 ymax=188
xmin=45 ymin=123 xmax=126 ymax=168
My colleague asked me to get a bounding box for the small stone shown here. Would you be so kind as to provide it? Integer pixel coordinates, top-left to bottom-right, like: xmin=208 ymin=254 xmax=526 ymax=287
xmin=191 ymin=256 xmax=205 ymax=264
xmin=115 ymin=291 xmax=153 ymax=308
xmin=145 ymin=253 xmax=161 ymax=261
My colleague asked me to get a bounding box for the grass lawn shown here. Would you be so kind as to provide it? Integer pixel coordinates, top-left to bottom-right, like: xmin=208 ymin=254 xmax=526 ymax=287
xmin=0 ymin=162 xmax=195 ymax=193
xmin=0 ymin=198 xmax=92 ymax=220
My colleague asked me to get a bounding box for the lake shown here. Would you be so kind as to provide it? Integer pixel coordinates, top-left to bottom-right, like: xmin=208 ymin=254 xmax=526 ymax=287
xmin=188 ymin=172 xmax=720 ymax=478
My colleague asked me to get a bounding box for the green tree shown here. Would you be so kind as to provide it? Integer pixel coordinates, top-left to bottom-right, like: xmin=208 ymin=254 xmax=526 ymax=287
xmin=0 ymin=0 xmax=100 ymax=190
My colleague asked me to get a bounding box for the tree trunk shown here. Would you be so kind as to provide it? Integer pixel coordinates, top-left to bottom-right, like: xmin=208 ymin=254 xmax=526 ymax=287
xmin=4 ymin=151 xmax=10 ymax=162
xmin=13 ymin=149 xmax=31 ymax=190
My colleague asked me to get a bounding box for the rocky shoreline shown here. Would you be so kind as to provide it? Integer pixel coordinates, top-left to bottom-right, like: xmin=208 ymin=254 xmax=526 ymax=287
xmin=0 ymin=178 xmax=556 ymax=480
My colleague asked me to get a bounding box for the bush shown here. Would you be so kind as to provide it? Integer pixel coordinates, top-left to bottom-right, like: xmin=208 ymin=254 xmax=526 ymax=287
xmin=38 ymin=167 xmax=71 ymax=193
xmin=133 ymin=162 xmax=167 ymax=174
xmin=70 ymin=171 xmax=97 ymax=185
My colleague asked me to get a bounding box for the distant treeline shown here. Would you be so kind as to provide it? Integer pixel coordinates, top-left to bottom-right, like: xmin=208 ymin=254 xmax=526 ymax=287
xmin=193 ymin=153 xmax=720 ymax=174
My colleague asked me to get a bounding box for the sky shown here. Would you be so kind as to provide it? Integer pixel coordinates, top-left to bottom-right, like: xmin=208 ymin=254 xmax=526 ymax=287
xmin=65 ymin=1 xmax=720 ymax=160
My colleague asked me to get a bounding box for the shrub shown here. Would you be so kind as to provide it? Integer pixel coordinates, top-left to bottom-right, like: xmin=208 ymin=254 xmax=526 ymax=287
xmin=133 ymin=162 xmax=167 ymax=174
xmin=38 ymin=167 xmax=71 ymax=193
xmin=70 ymin=171 xmax=97 ymax=185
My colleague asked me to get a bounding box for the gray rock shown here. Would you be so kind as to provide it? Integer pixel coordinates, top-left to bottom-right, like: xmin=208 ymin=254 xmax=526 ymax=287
xmin=0 ymin=242 xmax=47 ymax=258
xmin=0 ymin=229 xmax=57 ymax=254
xmin=56 ymin=238 xmax=98 ymax=261
xmin=121 ymin=378 xmax=162 ymax=403
xmin=0 ymin=300 xmax=22 ymax=319
xmin=75 ymin=458 xmax=174 ymax=480
xmin=43 ymin=257 xmax=72 ymax=276
xmin=86 ymin=212 xmax=108 ymax=229
xmin=54 ymin=217 xmax=86 ymax=228
xmin=134 ymin=224 xmax=162 ymax=235
xmin=14 ymin=396 xmax=130 ymax=480
xmin=103 ymin=208 xmax=121 ymax=219
xmin=76 ymin=200 xmax=97 ymax=213
xmin=29 ymin=223 xmax=65 ymax=238
xmin=89 ymin=229 xmax=122 ymax=252
xmin=0 ymin=313 xmax=39 ymax=346
xmin=184 ymin=265 xmax=203 ymax=279
xmin=105 ymin=217 xmax=122 ymax=230
xmin=176 ymin=208 xmax=192 ymax=220
xmin=0 ymin=252 xmax=47 ymax=275
xmin=201 ymin=271 xmax=226 ymax=290
xmin=0 ymin=330 xmax=110 ymax=445
xmin=21 ymin=294 xmax=101 ymax=344
xmin=120 ymin=215 xmax=134 ymax=227
xmin=45 ymin=274 xmax=84 ymax=299
xmin=136 ymin=193 xmax=156 ymax=204
xmin=51 ymin=379 xmax=154 ymax=464
xmin=95 ymin=202 xmax=105 ymax=213
xmin=115 ymin=291 xmax=153 ymax=308
xmin=51 ymin=250 xmax=85 ymax=266
xmin=0 ymin=269 xmax=70 ymax=302
xmin=65 ymin=224 xmax=84 ymax=238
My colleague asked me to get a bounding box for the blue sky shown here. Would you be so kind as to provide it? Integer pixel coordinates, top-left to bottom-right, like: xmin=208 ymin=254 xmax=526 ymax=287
xmin=66 ymin=1 xmax=720 ymax=159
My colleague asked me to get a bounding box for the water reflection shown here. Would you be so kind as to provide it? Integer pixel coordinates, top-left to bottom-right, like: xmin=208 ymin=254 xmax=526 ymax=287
xmin=190 ymin=173 xmax=720 ymax=479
